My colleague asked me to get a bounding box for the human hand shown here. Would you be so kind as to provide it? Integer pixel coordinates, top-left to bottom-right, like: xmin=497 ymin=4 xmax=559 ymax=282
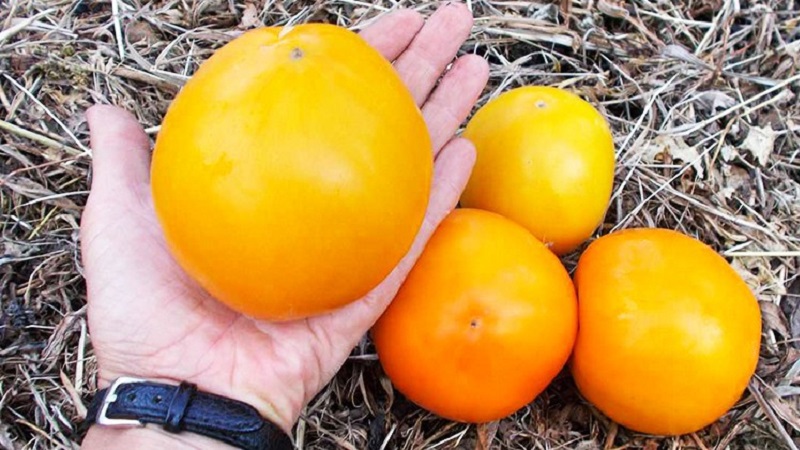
xmin=80 ymin=3 xmax=488 ymax=449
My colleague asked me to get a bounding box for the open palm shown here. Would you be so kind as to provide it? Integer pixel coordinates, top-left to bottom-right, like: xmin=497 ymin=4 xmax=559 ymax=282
xmin=79 ymin=3 xmax=488 ymax=440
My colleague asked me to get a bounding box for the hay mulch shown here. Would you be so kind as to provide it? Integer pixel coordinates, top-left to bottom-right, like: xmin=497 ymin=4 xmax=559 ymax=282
xmin=1 ymin=0 xmax=799 ymax=448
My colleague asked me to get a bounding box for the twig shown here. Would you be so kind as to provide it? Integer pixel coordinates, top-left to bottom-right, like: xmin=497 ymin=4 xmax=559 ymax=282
xmin=725 ymin=251 xmax=800 ymax=257
xmin=76 ymin=318 xmax=87 ymax=396
xmin=112 ymin=66 xmax=181 ymax=93
xmin=689 ymin=433 xmax=710 ymax=450
xmin=59 ymin=371 xmax=87 ymax=419
xmin=668 ymin=72 xmax=800 ymax=137
xmin=480 ymin=26 xmax=630 ymax=57
xmin=20 ymin=191 xmax=89 ymax=208
xmin=111 ymin=0 xmax=126 ymax=60
xmin=0 ymin=119 xmax=85 ymax=156
xmin=0 ymin=8 xmax=56 ymax=44
xmin=748 ymin=379 xmax=800 ymax=450
xmin=2 ymin=74 xmax=90 ymax=154
xmin=21 ymin=371 xmax=73 ymax=449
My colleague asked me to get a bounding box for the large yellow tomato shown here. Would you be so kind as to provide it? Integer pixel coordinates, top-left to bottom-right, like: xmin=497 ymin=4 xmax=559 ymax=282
xmin=461 ymin=86 xmax=615 ymax=255
xmin=372 ymin=209 xmax=577 ymax=423
xmin=151 ymin=24 xmax=432 ymax=321
xmin=571 ymin=228 xmax=762 ymax=435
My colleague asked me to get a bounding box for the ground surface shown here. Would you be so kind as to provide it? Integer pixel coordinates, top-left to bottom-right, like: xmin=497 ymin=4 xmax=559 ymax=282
xmin=1 ymin=0 xmax=799 ymax=449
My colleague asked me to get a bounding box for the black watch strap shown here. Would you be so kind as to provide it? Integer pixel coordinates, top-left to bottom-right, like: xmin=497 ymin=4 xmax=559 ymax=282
xmin=83 ymin=377 xmax=293 ymax=450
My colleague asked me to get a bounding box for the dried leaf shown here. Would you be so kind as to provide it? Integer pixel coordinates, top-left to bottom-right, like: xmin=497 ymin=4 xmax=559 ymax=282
xmin=241 ymin=3 xmax=263 ymax=29
xmin=643 ymin=135 xmax=704 ymax=177
xmin=788 ymin=118 xmax=799 ymax=133
xmin=379 ymin=374 xmax=394 ymax=408
xmin=127 ymin=20 xmax=158 ymax=45
xmin=643 ymin=440 xmax=659 ymax=450
xmin=603 ymin=421 xmax=618 ymax=449
xmin=697 ymin=90 xmax=737 ymax=112
xmin=766 ymin=392 xmax=800 ymax=432
xmin=1 ymin=241 xmax=26 ymax=258
xmin=2 ymin=178 xmax=80 ymax=212
xmin=41 ymin=314 xmax=81 ymax=370
xmin=720 ymin=144 xmax=739 ymax=162
xmin=530 ymin=3 xmax=559 ymax=21
xmin=597 ymin=0 xmax=628 ymax=18
xmin=0 ymin=424 xmax=17 ymax=450
xmin=476 ymin=421 xmax=499 ymax=450
xmin=741 ymin=125 xmax=777 ymax=166
xmin=60 ymin=371 xmax=87 ymax=419
xmin=718 ymin=164 xmax=752 ymax=200
xmin=731 ymin=259 xmax=762 ymax=291
xmin=787 ymin=277 xmax=800 ymax=345
xmin=575 ymin=441 xmax=601 ymax=450
xmin=661 ymin=44 xmax=709 ymax=68
xmin=774 ymin=385 xmax=800 ymax=397
xmin=761 ymin=301 xmax=791 ymax=339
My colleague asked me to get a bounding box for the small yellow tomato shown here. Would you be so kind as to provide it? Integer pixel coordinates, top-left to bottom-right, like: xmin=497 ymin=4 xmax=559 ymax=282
xmin=461 ymin=86 xmax=615 ymax=255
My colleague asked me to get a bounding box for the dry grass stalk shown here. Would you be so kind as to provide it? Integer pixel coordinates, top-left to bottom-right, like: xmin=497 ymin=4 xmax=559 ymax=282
xmin=1 ymin=0 xmax=799 ymax=449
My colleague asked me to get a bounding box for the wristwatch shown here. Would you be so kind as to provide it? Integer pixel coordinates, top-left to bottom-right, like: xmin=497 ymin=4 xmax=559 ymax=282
xmin=82 ymin=377 xmax=294 ymax=450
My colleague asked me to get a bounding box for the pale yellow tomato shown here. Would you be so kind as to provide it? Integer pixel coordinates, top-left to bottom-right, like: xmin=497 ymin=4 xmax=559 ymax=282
xmin=461 ymin=86 xmax=615 ymax=255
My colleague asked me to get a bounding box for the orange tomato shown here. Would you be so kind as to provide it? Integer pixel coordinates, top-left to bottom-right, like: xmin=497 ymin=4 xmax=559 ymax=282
xmin=571 ymin=228 xmax=762 ymax=435
xmin=461 ymin=86 xmax=615 ymax=255
xmin=151 ymin=24 xmax=432 ymax=321
xmin=372 ymin=209 xmax=578 ymax=423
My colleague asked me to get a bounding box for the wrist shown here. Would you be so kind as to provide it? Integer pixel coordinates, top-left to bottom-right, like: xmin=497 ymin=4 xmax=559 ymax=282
xmin=95 ymin=372 xmax=295 ymax=433
xmin=83 ymin=376 xmax=295 ymax=450
xmin=83 ymin=424 xmax=236 ymax=450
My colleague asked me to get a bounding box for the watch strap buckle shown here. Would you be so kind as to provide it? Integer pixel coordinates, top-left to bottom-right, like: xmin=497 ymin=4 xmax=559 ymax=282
xmin=95 ymin=376 xmax=148 ymax=427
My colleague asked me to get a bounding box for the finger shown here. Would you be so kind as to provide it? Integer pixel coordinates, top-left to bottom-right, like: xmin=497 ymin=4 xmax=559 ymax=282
xmin=423 ymin=54 xmax=489 ymax=155
xmin=86 ymin=105 xmax=152 ymax=197
xmin=393 ymin=2 xmax=474 ymax=105
xmin=317 ymin=138 xmax=477 ymax=342
xmin=358 ymin=9 xmax=425 ymax=61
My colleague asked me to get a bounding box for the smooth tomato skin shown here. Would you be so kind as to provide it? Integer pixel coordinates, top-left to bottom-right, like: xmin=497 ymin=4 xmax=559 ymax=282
xmin=372 ymin=209 xmax=578 ymax=423
xmin=461 ymin=86 xmax=615 ymax=255
xmin=151 ymin=25 xmax=432 ymax=321
xmin=572 ymin=228 xmax=762 ymax=435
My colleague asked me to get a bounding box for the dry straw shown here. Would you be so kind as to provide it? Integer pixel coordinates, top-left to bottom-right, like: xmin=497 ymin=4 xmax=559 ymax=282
xmin=1 ymin=0 xmax=798 ymax=449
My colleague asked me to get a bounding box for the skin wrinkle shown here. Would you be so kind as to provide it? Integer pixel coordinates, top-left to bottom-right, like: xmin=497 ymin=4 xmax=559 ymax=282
xmin=270 ymin=328 xmax=314 ymax=423
xmin=108 ymin=309 xmax=198 ymax=368
xmin=425 ymin=102 xmax=462 ymax=151
xmin=95 ymin=272 xmax=218 ymax=375
xmin=82 ymin=204 xmax=166 ymax=275
xmin=359 ymin=10 xmax=424 ymax=61
xmin=243 ymin=321 xmax=300 ymax=425
xmin=399 ymin=47 xmax=441 ymax=103
xmin=252 ymin=320 xmax=316 ymax=403
xmin=390 ymin=22 xmax=424 ymax=65
xmin=306 ymin=319 xmax=334 ymax=397
xmin=423 ymin=57 xmax=489 ymax=153
xmin=176 ymin=311 xmax=235 ymax=374
xmin=393 ymin=4 xmax=473 ymax=105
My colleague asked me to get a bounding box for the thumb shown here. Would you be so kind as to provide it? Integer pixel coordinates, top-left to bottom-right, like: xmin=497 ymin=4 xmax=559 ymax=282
xmin=85 ymin=105 xmax=152 ymax=201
